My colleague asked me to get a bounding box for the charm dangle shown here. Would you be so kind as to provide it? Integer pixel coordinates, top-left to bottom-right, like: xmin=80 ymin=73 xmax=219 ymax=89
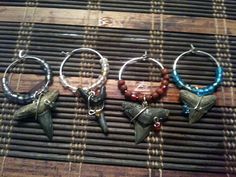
xmin=118 ymin=51 xmax=170 ymax=144
xmin=14 ymin=90 xmax=59 ymax=140
xmin=172 ymin=44 xmax=223 ymax=123
xmin=77 ymin=86 xmax=108 ymax=134
xmin=122 ymin=101 xmax=169 ymax=144
xmin=59 ymin=48 xmax=109 ymax=135
xmin=180 ymin=90 xmax=216 ymax=124
xmin=2 ymin=50 xmax=58 ymax=140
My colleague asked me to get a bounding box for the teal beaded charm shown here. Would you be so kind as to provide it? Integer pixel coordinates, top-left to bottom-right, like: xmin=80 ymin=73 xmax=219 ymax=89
xmin=172 ymin=44 xmax=223 ymax=123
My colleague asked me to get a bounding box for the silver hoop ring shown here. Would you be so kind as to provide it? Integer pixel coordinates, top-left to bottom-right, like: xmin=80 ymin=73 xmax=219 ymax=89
xmin=59 ymin=48 xmax=109 ymax=93
xmin=118 ymin=51 xmax=164 ymax=80
xmin=172 ymin=44 xmax=223 ymax=96
xmin=2 ymin=50 xmax=52 ymax=104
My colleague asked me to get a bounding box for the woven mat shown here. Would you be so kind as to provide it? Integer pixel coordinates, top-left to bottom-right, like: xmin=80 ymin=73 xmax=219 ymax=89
xmin=0 ymin=1 xmax=235 ymax=177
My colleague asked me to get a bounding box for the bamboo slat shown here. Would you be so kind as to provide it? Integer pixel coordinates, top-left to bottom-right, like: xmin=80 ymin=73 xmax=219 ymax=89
xmin=0 ymin=1 xmax=235 ymax=177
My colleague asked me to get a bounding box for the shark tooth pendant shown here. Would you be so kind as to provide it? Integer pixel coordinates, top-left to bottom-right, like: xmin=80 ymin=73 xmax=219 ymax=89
xmin=180 ymin=90 xmax=216 ymax=124
xmin=122 ymin=101 xmax=169 ymax=144
xmin=14 ymin=90 xmax=59 ymax=140
xmin=77 ymin=86 xmax=108 ymax=134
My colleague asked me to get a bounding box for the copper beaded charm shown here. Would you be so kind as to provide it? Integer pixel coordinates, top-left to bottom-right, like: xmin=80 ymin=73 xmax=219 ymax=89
xmin=118 ymin=51 xmax=170 ymax=144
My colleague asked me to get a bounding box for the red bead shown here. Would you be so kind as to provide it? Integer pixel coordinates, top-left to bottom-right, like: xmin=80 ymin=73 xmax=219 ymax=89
xmin=151 ymin=92 xmax=159 ymax=101
xmin=124 ymin=90 xmax=132 ymax=98
xmin=153 ymin=122 xmax=161 ymax=132
xmin=131 ymin=93 xmax=138 ymax=102
xmin=161 ymin=79 xmax=169 ymax=86
xmin=146 ymin=95 xmax=152 ymax=102
xmin=163 ymin=74 xmax=170 ymax=80
xmin=161 ymin=85 xmax=168 ymax=92
xmin=120 ymin=84 xmax=128 ymax=93
xmin=138 ymin=94 xmax=144 ymax=102
xmin=118 ymin=80 xmax=125 ymax=88
xmin=156 ymin=88 xmax=164 ymax=95
xmin=161 ymin=68 xmax=169 ymax=75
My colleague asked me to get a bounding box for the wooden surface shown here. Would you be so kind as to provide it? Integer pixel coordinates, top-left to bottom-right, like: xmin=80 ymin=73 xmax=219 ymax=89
xmin=0 ymin=1 xmax=236 ymax=177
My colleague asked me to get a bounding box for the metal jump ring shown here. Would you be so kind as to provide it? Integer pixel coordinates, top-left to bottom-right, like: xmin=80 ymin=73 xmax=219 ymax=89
xmin=2 ymin=50 xmax=52 ymax=104
xmin=59 ymin=48 xmax=109 ymax=93
xmin=118 ymin=51 xmax=164 ymax=80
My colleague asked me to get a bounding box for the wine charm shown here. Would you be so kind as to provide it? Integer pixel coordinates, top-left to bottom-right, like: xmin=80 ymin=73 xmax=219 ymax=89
xmin=172 ymin=44 xmax=223 ymax=123
xmin=2 ymin=50 xmax=58 ymax=140
xmin=59 ymin=48 xmax=109 ymax=134
xmin=118 ymin=51 xmax=169 ymax=144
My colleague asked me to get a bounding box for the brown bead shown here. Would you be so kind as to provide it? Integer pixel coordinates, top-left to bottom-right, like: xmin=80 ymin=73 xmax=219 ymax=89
xmin=118 ymin=80 xmax=125 ymax=88
xmin=151 ymin=92 xmax=159 ymax=101
xmin=120 ymin=84 xmax=128 ymax=93
xmin=138 ymin=94 xmax=144 ymax=102
xmin=146 ymin=95 xmax=152 ymax=102
xmin=161 ymin=68 xmax=169 ymax=75
xmin=161 ymin=85 xmax=168 ymax=92
xmin=161 ymin=79 xmax=169 ymax=86
xmin=130 ymin=93 xmax=138 ymax=102
xmin=124 ymin=90 xmax=132 ymax=98
xmin=156 ymin=88 xmax=164 ymax=95
xmin=163 ymin=74 xmax=170 ymax=80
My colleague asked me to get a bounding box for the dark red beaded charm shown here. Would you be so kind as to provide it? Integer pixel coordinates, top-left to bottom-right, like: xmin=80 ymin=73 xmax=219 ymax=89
xmin=153 ymin=122 xmax=161 ymax=132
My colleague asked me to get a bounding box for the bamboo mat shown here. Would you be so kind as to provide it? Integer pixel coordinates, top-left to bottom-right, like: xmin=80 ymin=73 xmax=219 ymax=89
xmin=0 ymin=1 xmax=235 ymax=177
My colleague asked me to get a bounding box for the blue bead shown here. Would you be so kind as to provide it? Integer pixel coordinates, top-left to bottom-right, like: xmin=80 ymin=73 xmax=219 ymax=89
xmin=182 ymin=104 xmax=190 ymax=115
xmin=208 ymin=85 xmax=215 ymax=93
xmin=216 ymin=67 xmax=223 ymax=75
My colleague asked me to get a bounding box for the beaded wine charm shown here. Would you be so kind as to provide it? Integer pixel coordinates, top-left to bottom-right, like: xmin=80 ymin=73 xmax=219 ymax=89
xmin=172 ymin=44 xmax=223 ymax=123
xmin=59 ymin=48 xmax=109 ymax=134
xmin=118 ymin=52 xmax=169 ymax=144
xmin=2 ymin=50 xmax=58 ymax=140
